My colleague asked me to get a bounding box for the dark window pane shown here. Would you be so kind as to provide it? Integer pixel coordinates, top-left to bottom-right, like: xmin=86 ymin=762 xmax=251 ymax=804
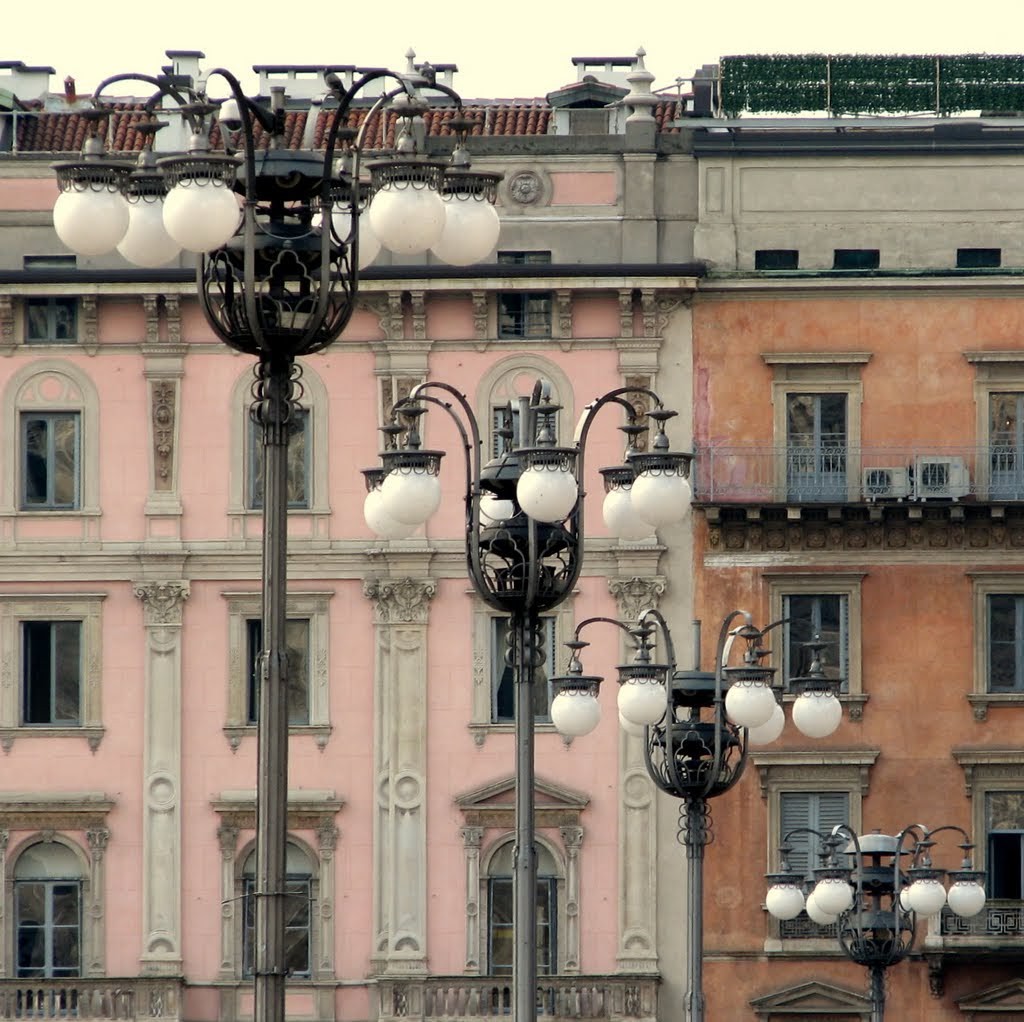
xmin=22 ymin=417 xmax=50 ymax=505
xmin=833 ymin=249 xmax=880 ymax=270
xmin=247 ymin=618 xmax=311 ymax=725
xmin=25 ymin=298 xmax=77 ymax=344
xmin=989 ymin=832 xmax=1024 ymax=899
xmin=21 ymin=413 xmax=79 ymax=510
xmin=488 ymin=872 xmax=555 ymax=976
xmin=492 ymin=617 xmax=555 ymax=722
xmin=16 ymin=880 xmax=80 ymax=979
xmin=755 ymin=250 xmax=799 ymax=270
xmin=957 ymin=248 xmax=1001 ymax=269
xmin=989 ymin=595 xmax=1024 ymax=692
xmin=22 ymin=621 xmax=81 ymax=726
xmin=243 ymin=875 xmax=311 ymax=977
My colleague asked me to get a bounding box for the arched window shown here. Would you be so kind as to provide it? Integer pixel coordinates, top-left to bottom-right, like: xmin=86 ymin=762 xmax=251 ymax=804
xmin=14 ymin=841 xmax=85 ymax=979
xmin=1 ymin=361 xmax=100 ymax=517
xmin=240 ymin=842 xmax=315 ymax=979
xmin=485 ymin=840 xmax=560 ymax=977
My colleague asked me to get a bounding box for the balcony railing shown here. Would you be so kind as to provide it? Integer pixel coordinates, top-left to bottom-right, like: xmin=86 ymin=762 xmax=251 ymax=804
xmin=939 ymin=900 xmax=1024 ymax=940
xmin=694 ymin=445 xmax=1024 ymax=504
xmin=0 ymin=978 xmax=180 ymax=1020
xmin=376 ymin=975 xmax=658 ymax=1022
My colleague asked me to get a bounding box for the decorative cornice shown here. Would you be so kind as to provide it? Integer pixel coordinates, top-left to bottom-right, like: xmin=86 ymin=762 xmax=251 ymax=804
xmin=952 ymin=747 xmax=1024 ymax=796
xmin=210 ymin=789 xmax=344 ymax=830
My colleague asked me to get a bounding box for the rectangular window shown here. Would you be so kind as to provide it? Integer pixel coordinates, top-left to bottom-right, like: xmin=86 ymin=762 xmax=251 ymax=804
xmin=16 ymin=880 xmax=81 ymax=978
xmin=492 ymin=616 xmax=556 ymax=723
xmin=21 ymin=412 xmax=81 ymax=510
xmin=990 ymin=393 xmax=1024 ymax=499
xmin=957 ymin=247 xmax=1001 ymax=269
xmin=242 ymin=876 xmax=311 ymax=978
xmin=246 ymin=618 xmax=311 ymax=725
xmin=21 ymin=621 xmax=81 ymax=726
xmin=24 ymin=298 xmax=77 ymax=344
xmin=248 ymin=409 xmax=309 ymax=510
xmin=498 ymin=251 xmax=552 ymax=339
xmin=832 ymin=249 xmax=880 ymax=270
xmin=786 ymin=393 xmax=847 ymax=502
xmin=755 ymin=250 xmax=799 ymax=271
xmin=487 ymin=877 xmax=556 ymax=976
xmin=986 ymin=791 xmax=1024 ymax=899
xmin=783 ymin=594 xmax=849 ymax=692
xmin=491 ymin=405 xmax=557 ymax=459
xmin=988 ymin=594 xmax=1024 ymax=692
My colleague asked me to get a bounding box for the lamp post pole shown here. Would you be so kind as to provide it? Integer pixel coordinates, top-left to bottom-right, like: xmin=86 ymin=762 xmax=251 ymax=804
xmin=767 ymin=823 xmax=987 ymax=1021
xmin=366 ymin=380 xmax=692 ymax=1022
xmin=52 ymin=55 xmax=502 ymax=1022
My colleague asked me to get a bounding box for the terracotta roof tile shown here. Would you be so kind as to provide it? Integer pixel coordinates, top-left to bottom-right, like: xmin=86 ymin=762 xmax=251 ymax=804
xmin=12 ymin=95 xmax=677 ymax=153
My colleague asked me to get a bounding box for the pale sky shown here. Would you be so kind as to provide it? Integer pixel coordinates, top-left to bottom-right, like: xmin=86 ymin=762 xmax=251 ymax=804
xmin=7 ymin=0 xmax=1022 ymax=101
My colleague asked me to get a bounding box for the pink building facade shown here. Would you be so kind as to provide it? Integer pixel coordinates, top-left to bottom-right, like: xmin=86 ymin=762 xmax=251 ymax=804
xmin=0 ymin=53 xmax=700 ymax=1022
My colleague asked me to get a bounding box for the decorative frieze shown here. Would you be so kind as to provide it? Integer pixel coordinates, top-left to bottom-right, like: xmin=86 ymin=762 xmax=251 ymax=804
xmin=150 ymin=380 xmax=177 ymax=492
xmin=409 ymin=290 xmax=426 ymax=341
xmin=705 ymin=505 xmax=1024 ymax=554
xmin=0 ymin=296 xmax=13 ymax=354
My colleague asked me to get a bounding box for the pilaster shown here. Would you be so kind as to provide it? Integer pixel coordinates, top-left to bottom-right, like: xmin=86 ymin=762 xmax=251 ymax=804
xmin=364 ymin=576 xmax=437 ymax=975
xmin=134 ymin=580 xmax=189 ymax=974
xmin=609 ymin=576 xmax=663 ymax=974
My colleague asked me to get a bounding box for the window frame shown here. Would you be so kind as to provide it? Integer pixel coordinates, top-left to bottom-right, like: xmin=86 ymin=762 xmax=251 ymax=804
xmin=0 ymin=594 xmax=105 ymax=750
xmin=967 ymin=353 xmax=1024 ymax=500
xmin=970 ymin=574 xmax=1024 ymax=719
xmin=24 ymin=297 xmax=78 ymax=345
xmin=752 ymin=749 xmax=878 ymax=953
xmin=497 ymin=251 xmax=553 ymax=340
xmin=245 ymin=616 xmax=313 ymax=726
xmin=763 ymin=354 xmax=869 ymax=504
xmin=222 ymin=591 xmax=332 ymax=749
xmin=490 ymin=615 xmax=558 ymax=725
xmin=20 ymin=411 xmax=81 ymax=511
xmin=21 ymin=619 xmax=83 ymax=727
xmin=766 ymin=573 xmax=866 ymax=717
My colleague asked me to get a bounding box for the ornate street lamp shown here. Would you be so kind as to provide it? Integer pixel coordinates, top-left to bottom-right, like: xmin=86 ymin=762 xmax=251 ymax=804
xmin=364 ymin=379 xmax=693 ymax=1022
xmin=549 ymin=609 xmax=845 ymax=1022
xmin=51 ymin=55 xmax=500 ymax=1022
xmin=766 ymin=824 xmax=986 ymax=1021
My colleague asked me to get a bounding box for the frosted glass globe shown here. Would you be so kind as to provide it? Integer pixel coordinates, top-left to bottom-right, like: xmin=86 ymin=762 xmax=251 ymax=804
xmin=766 ymin=884 xmax=805 ymax=921
xmin=479 ymin=492 xmax=516 ymax=525
xmin=805 ymin=889 xmax=839 ymax=925
xmin=792 ymin=691 xmax=842 ymax=738
xmin=163 ymin=181 xmax=242 ymax=253
xmin=379 ymin=469 xmax=442 ymax=526
xmin=617 ymin=678 xmax=667 ymax=727
xmin=618 ymin=712 xmax=646 ymax=738
xmin=603 ymin=487 xmax=652 ymax=541
xmin=54 ymin=187 xmax=129 ymax=256
xmin=551 ymin=690 xmax=601 ymax=737
xmin=329 ymin=209 xmax=382 ymax=269
xmin=813 ymin=878 xmax=854 ymax=915
xmin=630 ymin=470 xmax=692 ymax=528
xmin=368 ymin=184 xmax=446 ymax=255
xmin=363 ymin=487 xmax=418 ymax=539
xmin=746 ymin=701 xmax=786 ymax=746
xmin=947 ymin=881 xmax=986 ymax=918
xmin=516 ymin=465 xmax=578 ymax=523
xmin=117 ymin=200 xmax=181 ymax=267
xmin=725 ymin=681 xmax=776 ymax=728
xmin=906 ymin=878 xmax=947 ymax=917
xmin=431 ymin=196 xmax=500 ymax=265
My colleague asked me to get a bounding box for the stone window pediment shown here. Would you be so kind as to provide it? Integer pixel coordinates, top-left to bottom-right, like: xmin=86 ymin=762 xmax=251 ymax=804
xmin=957 ymin=976 xmax=1024 ymax=1016
xmin=750 ymin=979 xmax=871 ymax=1018
xmin=455 ymin=775 xmax=588 ymax=830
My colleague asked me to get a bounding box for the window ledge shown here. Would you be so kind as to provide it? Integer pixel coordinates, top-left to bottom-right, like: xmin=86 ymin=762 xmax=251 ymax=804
xmin=9 ymin=508 xmax=101 ymax=517
xmin=763 ymin=937 xmax=846 ymax=956
xmin=224 ymin=724 xmax=332 ymax=752
xmin=0 ymin=726 xmax=104 ymax=752
xmin=968 ymin=692 xmax=1024 ymax=721
xmin=468 ymin=721 xmax=567 ymax=748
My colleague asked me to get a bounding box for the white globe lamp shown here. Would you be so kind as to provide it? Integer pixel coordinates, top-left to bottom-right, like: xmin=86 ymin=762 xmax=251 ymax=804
xmin=766 ymin=883 xmax=805 ymax=921
xmin=947 ymin=880 xmax=986 ymax=918
xmin=746 ymin=701 xmax=786 ymax=746
xmin=163 ymin=180 xmax=241 ymax=253
xmin=551 ymin=690 xmax=601 ymax=738
xmin=516 ymin=463 xmax=578 ymax=523
xmin=117 ymin=198 xmax=181 ymax=267
xmin=379 ymin=468 xmax=442 ymax=526
xmin=813 ymin=877 xmax=854 ymax=915
xmin=54 ymin=187 xmax=130 ymax=256
xmin=432 ymin=194 xmax=500 ymax=265
xmin=617 ymin=676 xmax=667 ymax=727
xmin=725 ymin=678 xmax=777 ymax=729
xmin=906 ymin=877 xmax=947 ymax=917
xmin=792 ymin=690 xmax=843 ymax=738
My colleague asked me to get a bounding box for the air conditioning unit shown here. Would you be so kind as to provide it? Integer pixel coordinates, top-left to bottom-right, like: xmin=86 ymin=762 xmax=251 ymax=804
xmin=914 ymin=456 xmax=970 ymax=499
xmin=862 ymin=466 xmax=911 ymax=500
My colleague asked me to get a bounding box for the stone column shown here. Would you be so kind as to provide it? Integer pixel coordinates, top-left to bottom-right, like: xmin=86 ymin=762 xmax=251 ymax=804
xmin=364 ymin=577 xmax=436 ymax=975
xmin=608 ymin=576 xmax=665 ymax=974
xmin=134 ymin=580 xmax=189 ymax=974
xmin=0 ymin=830 xmax=9 ymax=976
xmin=86 ymin=826 xmax=109 ymax=976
